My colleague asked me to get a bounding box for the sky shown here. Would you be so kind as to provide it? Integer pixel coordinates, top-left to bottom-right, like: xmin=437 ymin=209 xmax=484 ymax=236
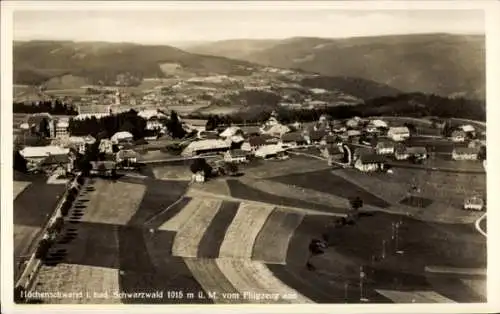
xmin=13 ymin=9 xmax=484 ymax=44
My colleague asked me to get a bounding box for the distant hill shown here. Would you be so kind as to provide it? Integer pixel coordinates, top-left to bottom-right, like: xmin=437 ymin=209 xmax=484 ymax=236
xmin=186 ymin=34 xmax=486 ymax=99
xmin=13 ymin=40 xmax=260 ymax=86
xmin=186 ymin=39 xmax=281 ymax=60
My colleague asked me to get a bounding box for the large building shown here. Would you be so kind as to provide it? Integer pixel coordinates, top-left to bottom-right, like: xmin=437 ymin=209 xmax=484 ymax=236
xmin=55 ymin=119 xmax=69 ymax=138
xmin=181 ymin=139 xmax=231 ymax=157
xmin=387 ymin=126 xmax=410 ymax=142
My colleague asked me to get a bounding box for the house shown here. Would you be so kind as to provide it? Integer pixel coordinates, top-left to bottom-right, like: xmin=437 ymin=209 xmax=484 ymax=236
xmin=406 ymin=147 xmax=428 ymax=160
xmin=321 ymin=145 xmax=343 ymax=163
xmin=369 ymin=119 xmax=388 ymax=129
xmin=306 ymin=130 xmax=327 ymax=144
xmin=55 ymin=119 xmax=69 ymax=138
xmin=224 ymin=149 xmax=250 ymax=163
xmin=281 ymin=132 xmax=307 ymax=148
xmin=451 ymin=130 xmax=467 ymax=143
xmin=353 ymin=147 xmax=376 ymax=161
xmin=116 ymin=149 xmax=138 ymax=164
xmin=28 ymin=113 xmax=55 ymax=138
xmin=220 ymin=126 xmax=242 ymax=138
xmin=387 ymin=126 xmax=410 ymax=142
xmin=260 ymin=123 xmax=290 ymax=137
xmin=354 ymin=153 xmax=386 ymax=172
xmin=452 ymin=147 xmax=478 ymax=160
xmin=394 ymin=144 xmax=409 ymax=160
xmin=90 ymin=161 xmax=117 ymax=177
xmin=137 ymin=109 xmax=168 ymax=121
xmin=181 ymin=139 xmax=231 ymax=157
xmin=463 ymin=196 xmax=484 ymax=211
xmin=240 ymin=126 xmax=261 ymax=137
xmin=345 ymin=117 xmax=361 ymax=129
xmin=20 ymin=146 xmax=70 ymax=172
xmin=111 ymin=131 xmax=134 ymax=144
xmin=198 ymin=131 xmax=219 ymax=140
xmin=192 ymin=171 xmax=205 ymax=183
xmin=459 ymin=124 xmax=475 ymax=134
xmin=255 ymin=144 xmax=287 ymax=159
xmin=243 ymin=134 xmax=279 ymax=151
xmin=99 ymin=139 xmax=114 ymax=154
xmin=376 ymin=140 xmax=395 ymax=155
xmin=41 ymin=154 xmax=73 ymax=175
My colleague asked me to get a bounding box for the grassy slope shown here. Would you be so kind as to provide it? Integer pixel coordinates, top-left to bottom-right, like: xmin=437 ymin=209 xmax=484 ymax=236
xmin=13 ymin=40 xmax=258 ymax=86
xmin=195 ymin=34 xmax=485 ymax=99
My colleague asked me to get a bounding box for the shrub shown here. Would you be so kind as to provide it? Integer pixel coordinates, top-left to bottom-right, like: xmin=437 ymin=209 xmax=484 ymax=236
xmin=14 ymin=286 xmax=26 ymax=303
xmin=35 ymin=239 xmax=51 ymax=259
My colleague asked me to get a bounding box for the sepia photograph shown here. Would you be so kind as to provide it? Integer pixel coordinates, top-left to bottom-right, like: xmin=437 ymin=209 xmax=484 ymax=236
xmin=1 ymin=1 xmax=499 ymax=312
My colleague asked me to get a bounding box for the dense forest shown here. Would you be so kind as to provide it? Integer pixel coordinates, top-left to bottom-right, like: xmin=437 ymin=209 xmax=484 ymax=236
xmin=13 ymin=100 xmax=79 ymax=115
xmin=189 ymin=92 xmax=486 ymax=124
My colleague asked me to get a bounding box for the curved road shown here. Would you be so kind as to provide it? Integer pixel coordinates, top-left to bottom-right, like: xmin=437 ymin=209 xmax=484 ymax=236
xmin=475 ymin=213 xmax=487 ymax=238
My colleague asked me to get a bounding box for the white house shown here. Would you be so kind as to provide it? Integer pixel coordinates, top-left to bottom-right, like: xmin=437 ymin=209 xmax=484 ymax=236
xmin=224 ymin=150 xmax=249 ymax=163
xmin=20 ymin=146 xmax=70 ymax=172
xmin=192 ymin=172 xmax=205 ymax=183
xmin=99 ymin=139 xmax=114 ymax=154
xmin=261 ymin=124 xmax=290 ymax=137
xmin=220 ymin=126 xmax=242 ymax=138
xmin=111 ymin=131 xmax=134 ymax=144
xmin=387 ymin=126 xmax=410 ymax=142
xmin=369 ymin=119 xmax=388 ymax=129
xmin=116 ymin=149 xmax=138 ymax=164
xmin=354 ymin=153 xmax=386 ymax=172
xmin=55 ymin=119 xmax=69 ymax=138
xmin=255 ymin=144 xmax=286 ymax=159
xmin=459 ymin=124 xmax=475 ymax=133
xmin=463 ymin=196 xmax=484 ymax=211
xmin=452 ymin=147 xmax=478 ymax=161
xmin=181 ymin=139 xmax=231 ymax=157
xmin=345 ymin=117 xmax=361 ymax=129
xmin=376 ymin=140 xmax=395 ymax=155
xmin=137 ymin=109 xmax=168 ymax=120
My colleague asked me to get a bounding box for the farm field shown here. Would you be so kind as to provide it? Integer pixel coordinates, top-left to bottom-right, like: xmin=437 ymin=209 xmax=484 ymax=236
xmin=152 ymin=165 xmax=193 ymax=181
xmin=241 ymin=155 xmax=330 ymax=179
xmin=13 ymin=176 xmax=67 ymax=280
xmin=268 ymin=212 xmax=486 ymax=303
xmin=226 ymin=179 xmax=345 ymax=213
xmin=78 ymin=179 xmax=146 ymax=226
xmin=269 ymin=169 xmax=391 ymax=208
xmin=13 ymin=181 xmax=31 ymax=199
xmin=238 ymin=177 xmax=352 ymax=212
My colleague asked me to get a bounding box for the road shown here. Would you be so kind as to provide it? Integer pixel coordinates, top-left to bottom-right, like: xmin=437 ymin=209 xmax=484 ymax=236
xmin=474 ymin=213 xmax=487 ymax=238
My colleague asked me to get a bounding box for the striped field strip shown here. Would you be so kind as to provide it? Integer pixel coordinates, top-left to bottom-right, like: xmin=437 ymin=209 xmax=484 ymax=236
xmin=172 ymin=199 xmax=222 ymax=258
xmin=215 ymin=258 xmax=313 ymax=304
xmin=218 ymin=203 xmax=274 ymax=259
xmin=184 ymin=258 xmax=242 ymax=304
xmin=251 ymin=208 xmax=304 ymax=264
xmin=158 ymin=198 xmax=204 ymax=231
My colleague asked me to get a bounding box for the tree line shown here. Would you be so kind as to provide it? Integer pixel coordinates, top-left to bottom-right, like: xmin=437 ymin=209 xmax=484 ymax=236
xmin=13 ymin=100 xmax=79 ymax=115
xmin=188 ymin=92 xmax=486 ymax=127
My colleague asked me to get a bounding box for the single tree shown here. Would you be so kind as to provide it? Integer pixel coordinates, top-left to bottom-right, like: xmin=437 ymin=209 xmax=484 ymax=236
xmin=478 ymin=145 xmax=486 ymax=161
xmin=13 ymin=150 xmax=27 ymax=173
xmin=349 ymin=196 xmax=363 ymax=221
xmin=404 ymin=123 xmax=417 ymax=137
xmin=225 ymin=162 xmax=239 ymax=176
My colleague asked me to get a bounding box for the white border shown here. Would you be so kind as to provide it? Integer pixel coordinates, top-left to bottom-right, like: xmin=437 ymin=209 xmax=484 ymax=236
xmin=2 ymin=1 xmax=500 ymax=314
